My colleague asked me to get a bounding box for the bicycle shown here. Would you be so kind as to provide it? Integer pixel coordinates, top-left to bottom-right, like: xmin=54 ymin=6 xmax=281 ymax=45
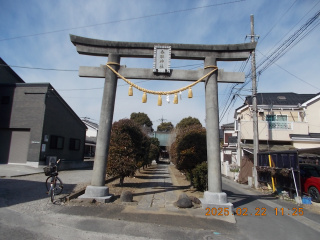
xmin=44 ymin=158 xmax=64 ymax=203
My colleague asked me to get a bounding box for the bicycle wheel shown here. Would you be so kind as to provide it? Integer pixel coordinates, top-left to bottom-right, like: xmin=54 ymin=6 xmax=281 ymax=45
xmin=46 ymin=176 xmax=63 ymax=195
xmin=54 ymin=177 xmax=64 ymax=195
xmin=46 ymin=176 xmax=51 ymax=192
xmin=50 ymin=186 xmax=55 ymax=203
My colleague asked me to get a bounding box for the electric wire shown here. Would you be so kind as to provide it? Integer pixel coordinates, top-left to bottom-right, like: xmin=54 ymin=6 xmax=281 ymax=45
xmin=264 ymin=1 xmax=320 ymax=56
xmin=56 ymin=80 xmax=149 ymax=91
xmin=257 ymin=14 xmax=320 ymax=75
xmin=244 ymin=9 xmax=320 ymax=81
xmin=258 ymin=0 xmax=298 ymax=45
xmin=256 ymin=49 xmax=320 ymax=91
xmin=171 ymin=63 xmax=203 ymax=69
xmin=0 ymin=0 xmax=246 ymax=42
xmin=0 ymin=64 xmax=78 ymax=71
xmin=220 ymin=7 xmax=320 ymax=124
xmin=0 ymin=63 xmax=204 ymax=71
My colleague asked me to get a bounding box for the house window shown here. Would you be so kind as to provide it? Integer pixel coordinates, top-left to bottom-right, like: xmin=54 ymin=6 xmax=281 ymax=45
xmin=266 ymin=114 xmax=291 ymax=129
xmin=224 ymin=133 xmax=232 ymax=144
xmin=1 ymin=96 xmax=10 ymax=104
xmin=234 ymin=120 xmax=239 ymax=131
xmin=50 ymin=135 xmax=64 ymax=149
xmin=69 ymin=138 xmax=81 ymax=150
xmin=277 ymin=115 xmax=287 ymax=122
xmin=266 ymin=115 xmax=276 ymax=121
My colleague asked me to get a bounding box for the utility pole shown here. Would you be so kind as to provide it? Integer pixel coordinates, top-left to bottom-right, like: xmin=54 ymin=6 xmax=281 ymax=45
xmin=158 ymin=115 xmax=167 ymax=124
xmin=249 ymin=15 xmax=259 ymax=189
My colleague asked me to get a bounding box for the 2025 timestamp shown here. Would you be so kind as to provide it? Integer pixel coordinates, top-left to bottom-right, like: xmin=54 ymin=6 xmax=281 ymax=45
xmin=205 ymin=207 xmax=304 ymax=216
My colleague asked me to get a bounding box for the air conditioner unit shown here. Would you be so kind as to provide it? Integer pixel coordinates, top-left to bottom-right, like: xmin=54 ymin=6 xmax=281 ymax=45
xmin=258 ymin=108 xmax=264 ymax=112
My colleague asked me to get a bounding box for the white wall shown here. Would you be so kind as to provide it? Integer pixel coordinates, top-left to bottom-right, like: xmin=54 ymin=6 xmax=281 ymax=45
xmin=86 ymin=127 xmax=97 ymax=137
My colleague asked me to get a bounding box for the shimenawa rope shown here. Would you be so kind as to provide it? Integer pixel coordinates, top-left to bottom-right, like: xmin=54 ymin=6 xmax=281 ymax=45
xmin=106 ymin=62 xmax=217 ymax=105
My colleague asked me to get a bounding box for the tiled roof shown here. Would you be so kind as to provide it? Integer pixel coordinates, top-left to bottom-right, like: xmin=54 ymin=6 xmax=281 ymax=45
xmin=82 ymin=119 xmax=99 ymax=130
xmin=245 ymin=92 xmax=318 ymax=106
xmin=221 ymin=122 xmax=234 ymax=129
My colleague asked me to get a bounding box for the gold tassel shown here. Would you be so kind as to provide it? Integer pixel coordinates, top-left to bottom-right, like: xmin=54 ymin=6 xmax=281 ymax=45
xmin=128 ymin=85 xmax=133 ymax=96
xmin=142 ymin=92 xmax=147 ymax=103
xmin=173 ymin=93 xmax=178 ymax=104
xmin=188 ymin=87 xmax=193 ymax=98
xmin=158 ymin=95 xmax=162 ymax=106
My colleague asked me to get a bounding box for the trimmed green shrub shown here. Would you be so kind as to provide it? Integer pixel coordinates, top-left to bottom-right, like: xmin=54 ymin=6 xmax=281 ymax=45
xmin=192 ymin=162 xmax=208 ymax=191
xmin=170 ymin=125 xmax=207 ymax=185
xmin=107 ymin=119 xmax=143 ymax=186
xmin=148 ymin=143 xmax=160 ymax=163
xmin=137 ymin=133 xmax=151 ymax=169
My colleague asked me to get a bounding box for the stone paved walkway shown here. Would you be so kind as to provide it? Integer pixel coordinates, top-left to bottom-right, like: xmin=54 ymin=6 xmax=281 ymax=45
xmin=136 ymin=164 xmax=178 ymax=212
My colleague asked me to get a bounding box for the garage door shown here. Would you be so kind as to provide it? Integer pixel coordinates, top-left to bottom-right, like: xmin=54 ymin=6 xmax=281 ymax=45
xmin=0 ymin=129 xmax=30 ymax=164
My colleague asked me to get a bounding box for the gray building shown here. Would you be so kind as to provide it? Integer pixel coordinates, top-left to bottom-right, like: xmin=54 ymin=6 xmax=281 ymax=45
xmin=0 ymin=58 xmax=87 ymax=167
xmin=0 ymin=57 xmax=25 ymax=84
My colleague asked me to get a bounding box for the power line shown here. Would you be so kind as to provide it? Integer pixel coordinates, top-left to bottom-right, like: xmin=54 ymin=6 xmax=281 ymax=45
xmin=258 ymin=0 xmax=298 ymax=45
xmin=220 ymin=6 xmax=320 ymax=124
xmin=56 ymin=80 xmax=148 ymax=91
xmin=171 ymin=63 xmax=203 ymax=69
xmin=257 ymin=10 xmax=320 ymax=75
xmin=244 ymin=9 xmax=320 ymax=81
xmin=219 ymin=94 xmax=236 ymax=123
xmin=0 ymin=0 xmax=246 ymax=42
xmin=256 ymin=49 xmax=320 ymax=91
xmin=0 ymin=64 xmax=77 ymax=71
xmin=0 ymin=62 xmax=204 ymax=72
xmin=219 ymin=54 xmax=250 ymax=120
xmin=264 ymin=0 xmax=320 ymax=56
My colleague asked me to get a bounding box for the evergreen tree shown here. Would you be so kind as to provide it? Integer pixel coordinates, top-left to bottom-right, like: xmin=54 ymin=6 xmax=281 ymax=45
xmin=130 ymin=112 xmax=153 ymax=127
xmin=157 ymin=122 xmax=174 ymax=132
xmin=107 ymin=119 xmax=143 ymax=186
xmin=176 ymin=116 xmax=201 ymax=129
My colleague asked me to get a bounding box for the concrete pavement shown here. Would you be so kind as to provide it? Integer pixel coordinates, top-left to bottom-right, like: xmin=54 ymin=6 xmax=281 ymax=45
xmin=0 ymin=164 xmax=44 ymax=177
xmin=136 ymin=164 xmax=177 ymax=211
xmin=119 ymin=163 xmax=235 ymax=223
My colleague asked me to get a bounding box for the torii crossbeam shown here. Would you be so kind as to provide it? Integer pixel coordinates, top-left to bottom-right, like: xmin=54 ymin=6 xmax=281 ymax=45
xmin=70 ymin=34 xmax=256 ymax=211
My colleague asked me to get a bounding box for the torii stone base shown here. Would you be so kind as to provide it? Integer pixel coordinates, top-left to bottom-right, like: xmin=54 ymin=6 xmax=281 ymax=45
xmin=200 ymin=192 xmax=233 ymax=213
xmin=78 ymin=186 xmax=114 ymax=203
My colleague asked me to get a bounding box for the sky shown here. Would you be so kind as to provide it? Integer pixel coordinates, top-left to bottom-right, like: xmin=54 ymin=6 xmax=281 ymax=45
xmin=1 ymin=0 xmax=319 ymax=130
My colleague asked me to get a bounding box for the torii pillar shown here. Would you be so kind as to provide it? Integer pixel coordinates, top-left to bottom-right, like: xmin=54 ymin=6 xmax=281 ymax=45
xmin=70 ymin=34 xmax=256 ymax=208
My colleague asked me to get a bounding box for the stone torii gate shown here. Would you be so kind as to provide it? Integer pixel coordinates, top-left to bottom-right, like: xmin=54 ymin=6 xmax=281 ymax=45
xmin=70 ymin=34 xmax=256 ymax=210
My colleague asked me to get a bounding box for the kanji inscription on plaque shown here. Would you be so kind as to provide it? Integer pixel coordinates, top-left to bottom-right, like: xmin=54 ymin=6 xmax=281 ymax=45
xmin=153 ymin=45 xmax=171 ymax=73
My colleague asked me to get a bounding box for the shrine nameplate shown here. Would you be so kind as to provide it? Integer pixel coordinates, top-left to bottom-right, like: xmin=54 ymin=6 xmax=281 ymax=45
xmin=153 ymin=45 xmax=171 ymax=73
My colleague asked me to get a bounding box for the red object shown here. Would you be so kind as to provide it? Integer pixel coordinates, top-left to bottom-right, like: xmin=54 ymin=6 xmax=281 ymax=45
xmin=300 ymin=164 xmax=320 ymax=203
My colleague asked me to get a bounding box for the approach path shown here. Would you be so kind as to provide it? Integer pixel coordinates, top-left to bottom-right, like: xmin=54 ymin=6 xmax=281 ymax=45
xmin=136 ymin=164 xmax=179 ymax=212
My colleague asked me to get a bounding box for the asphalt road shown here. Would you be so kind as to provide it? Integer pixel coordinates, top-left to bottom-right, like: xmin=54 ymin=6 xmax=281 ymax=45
xmin=222 ymin=177 xmax=320 ymax=240
xmin=0 ymin=164 xmax=320 ymax=240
